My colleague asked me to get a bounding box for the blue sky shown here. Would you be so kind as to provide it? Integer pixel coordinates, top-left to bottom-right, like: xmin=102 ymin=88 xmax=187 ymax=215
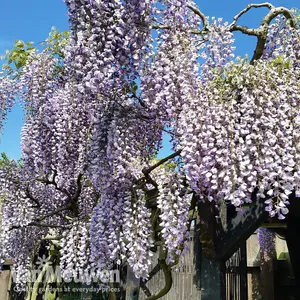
xmin=0 ymin=0 xmax=299 ymax=160
xmin=0 ymin=0 xmax=69 ymax=160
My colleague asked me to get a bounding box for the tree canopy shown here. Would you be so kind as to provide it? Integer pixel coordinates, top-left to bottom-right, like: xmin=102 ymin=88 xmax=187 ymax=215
xmin=0 ymin=1 xmax=299 ymax=298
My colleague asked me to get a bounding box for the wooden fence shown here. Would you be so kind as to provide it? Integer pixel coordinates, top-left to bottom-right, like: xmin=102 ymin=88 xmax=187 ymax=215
xmin=139 ymin=231 xmax=201 ymax=300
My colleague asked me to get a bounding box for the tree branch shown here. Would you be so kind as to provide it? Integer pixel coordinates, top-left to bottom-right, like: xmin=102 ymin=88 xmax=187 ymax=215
xmin=9 ymin=222 xmax=71 ymax=231
xmin=25 ymin=185 xmax=41 ymax=208
xmin=113 ymin=95 xmax=182 ymax=138
xmin=145 ymin=248 xmax=172 ymax=300
xmin=262 ymin=6 xmax=296 ymax=27
xmin=187 ymin=4 xmax=209 ymax=29
xmin=42 ymin=234 xmax=63 ymax=241
xmin=36 ymin=172 xmax=84 ymax=217
xmin=36 ymin=205 xmax=70 ymax=222
xmin=230 ymin=25 xmax=259 ymax=37
xmin=151 ymin=25 xmax=172 ymax=30
xmin=135 ymin=149 xmax=182 ymax=189
xmin=230 ymin=4 xmax=296 ymax=64
xmin=72 ymin=173 xmax=83 ymax=202
xmin=36 ymin=170 xmax=72 ymax=200
xmin=131 ymin=91 xmax=146 ymax=108
xmin=142 ymin=149 xmax=182 ymax=176
xmin=230 ymin=3 xmax=274 ymax=27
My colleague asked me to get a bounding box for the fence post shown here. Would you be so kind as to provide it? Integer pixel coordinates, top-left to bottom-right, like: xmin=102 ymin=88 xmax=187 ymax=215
xmin=0 ymin=269 xmax=10 ymax=300
xmin=199 ymin=254 xmax=226 ymax=300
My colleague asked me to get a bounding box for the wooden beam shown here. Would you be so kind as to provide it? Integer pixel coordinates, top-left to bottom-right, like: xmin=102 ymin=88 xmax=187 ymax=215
xmin=214 ymin=195 xmax=268 ymax=260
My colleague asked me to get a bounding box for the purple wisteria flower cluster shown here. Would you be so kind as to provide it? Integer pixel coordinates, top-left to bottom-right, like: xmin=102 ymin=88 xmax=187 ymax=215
xmin=0 ymin=0 xmax=299 ymax=288
xmin=60 ymin=221 xmax=92 ymax=282
xmin=0 ymin=75 xmax=17 ymax=133
xmin=180 ymin=57 xmax=300 ymax=219
xmin=156 ymin=169 xmax=192 ymax=264
xmin=257 ymin=228 xmax=276 ymax=262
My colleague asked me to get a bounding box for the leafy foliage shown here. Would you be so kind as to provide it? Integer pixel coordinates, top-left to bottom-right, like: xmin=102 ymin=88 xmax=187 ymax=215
xmin=0 ymin=152 xmax=9 ymax=168
xmin=2 ymin=40 xmax=35 ymax=74
xmin=43 ymin=26 xmax=69 ymax=59
xmin=1 ymin=27 xmax=69 ymax=78
xmin=0 ymin=1 xmax=299 ymax=298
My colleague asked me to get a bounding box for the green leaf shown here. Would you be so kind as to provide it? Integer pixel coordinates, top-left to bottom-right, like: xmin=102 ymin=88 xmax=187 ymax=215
xmin=130 ymin=81 xmax=138 ymax=93
xmin=15 ymin=61 xmax=23 ymax=69
xmin=25 ymin=41 xmax=34 ymax=47
xmin=14 ymin=40 xmax=24 ymax=48
xmin=0 ymin=153 xmax=9 ymax=162
xmin=0 ymin=153 xmax=10 ymax=168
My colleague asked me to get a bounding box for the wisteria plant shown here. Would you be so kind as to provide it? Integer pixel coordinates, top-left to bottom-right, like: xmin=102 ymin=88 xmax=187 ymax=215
xmin=0 ymin=1 xmax=299 ymax=299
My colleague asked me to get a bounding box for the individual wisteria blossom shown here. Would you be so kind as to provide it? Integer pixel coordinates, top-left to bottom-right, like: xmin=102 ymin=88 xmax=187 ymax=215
xmin=0 ymin=0 xmax=299 ymax=291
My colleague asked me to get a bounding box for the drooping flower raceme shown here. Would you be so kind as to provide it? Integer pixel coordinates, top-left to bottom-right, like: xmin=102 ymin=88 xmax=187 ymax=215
xmin=257 ymin=228 xmax=276 ymax=262
xmin=0 ymin=75 xmax=17 ymax=134
xmin=156 ymin=169 xmax=192 ymax=264
xmin=0 ymin=0 xmax=299 ymax=287
xmin=179 ymin=58 xmax=300 ymax=218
